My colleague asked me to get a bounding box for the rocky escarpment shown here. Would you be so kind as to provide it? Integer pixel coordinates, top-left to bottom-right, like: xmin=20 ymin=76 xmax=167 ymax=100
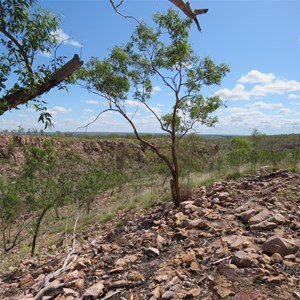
xmin=0 ymin=134 xmax=145 ymax=164
xmin=0 ymin=170 xmax=299 ymax=299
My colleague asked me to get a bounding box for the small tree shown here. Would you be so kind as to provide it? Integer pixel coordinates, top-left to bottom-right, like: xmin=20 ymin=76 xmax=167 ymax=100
xmin=76 ymin=167 xmax=124 ymax=214
xmin=250 ymin=129 xmax=266 ymax=172
xmin=79 ymin=9 xmax=229 ymax=207
xmin=229 ymin=137 xmax=252 ymax=174
xmin=0 ymin=177 xmax=30 ymax=251
xmin=21 ymin=141 xmax=78 ymax=256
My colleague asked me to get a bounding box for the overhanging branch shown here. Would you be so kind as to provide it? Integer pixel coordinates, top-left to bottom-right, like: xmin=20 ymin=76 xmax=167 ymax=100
xmin=0 ymin=54 xmax=83 ymax=115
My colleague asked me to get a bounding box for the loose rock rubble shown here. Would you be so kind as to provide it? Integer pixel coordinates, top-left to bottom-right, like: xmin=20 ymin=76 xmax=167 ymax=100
xmin=0 ymin=170 xmax=299 ymax=299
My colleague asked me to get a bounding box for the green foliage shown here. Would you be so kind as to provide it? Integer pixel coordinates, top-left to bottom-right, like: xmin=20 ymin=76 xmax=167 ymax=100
xmin=228 ymin=137 xmax=252 ymax=173
xmin=0 ymin=0 xmax=70 ymax=127
xmin=0 ymin=179 xmax=21 ymax=225
xmin=79 ymin=9 xmax=229 ymax=206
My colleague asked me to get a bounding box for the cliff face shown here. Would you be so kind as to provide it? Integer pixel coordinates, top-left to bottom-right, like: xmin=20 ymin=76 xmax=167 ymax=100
xmin=0 ymin=134 xmax=145 ymax=165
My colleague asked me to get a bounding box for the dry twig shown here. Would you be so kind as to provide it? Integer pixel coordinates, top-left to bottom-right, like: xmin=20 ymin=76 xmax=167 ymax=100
xmin=34 ymin=215 xmax=80 ymax=300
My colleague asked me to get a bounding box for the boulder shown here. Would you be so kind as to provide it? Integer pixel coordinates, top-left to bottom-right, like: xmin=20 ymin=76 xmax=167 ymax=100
xmin=262 ymin=236 xmax=298 ymax=257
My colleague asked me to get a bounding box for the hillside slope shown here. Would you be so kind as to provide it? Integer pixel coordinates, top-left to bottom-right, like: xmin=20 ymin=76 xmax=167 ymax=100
xmin=0 ymin=170 xmax=299 ymax=299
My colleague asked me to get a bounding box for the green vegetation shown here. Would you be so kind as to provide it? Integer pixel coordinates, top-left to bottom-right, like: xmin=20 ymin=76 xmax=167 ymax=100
xmin=0 ymin=0 xmax=82 ymax=126
xmin=78 ymin=9 xmax=229 ymax=207
xmin=0 ymin=3 xmax=299 ymax=267
xmin=0 ymin=131 xmax=299 ymax=262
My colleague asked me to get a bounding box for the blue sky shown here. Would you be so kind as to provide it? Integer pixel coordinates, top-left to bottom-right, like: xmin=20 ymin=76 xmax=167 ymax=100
xmin=1 ymin=0 xmax=300 ymax=135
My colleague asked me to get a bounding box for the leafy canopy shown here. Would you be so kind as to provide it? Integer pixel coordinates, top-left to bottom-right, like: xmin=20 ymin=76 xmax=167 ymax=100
xmin=79 ymin=8 xmax=229 ymax=136
xmin=0 ymin=0 xmax=68 ymax=126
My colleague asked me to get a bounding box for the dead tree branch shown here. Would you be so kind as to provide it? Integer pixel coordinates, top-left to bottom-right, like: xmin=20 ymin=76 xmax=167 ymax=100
xmin=108 ymin=0 xmax=141 ymax=23
xmin=34 ymin=215 xmax=79 ymax=300
xmin=0 ymin=54 xmax=83 ymax=115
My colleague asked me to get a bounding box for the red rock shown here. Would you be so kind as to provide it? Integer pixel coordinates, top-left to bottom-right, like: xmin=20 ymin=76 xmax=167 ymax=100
xmin=181 ymin=251 xmax=196 ymax=266
xmin=126 ymin=270 xmax=145 ymax=281
xmin=82 ymin=281 xmax=104 ymax=299
xmin=115 ymin=254 xmax=139 ymax=266
xmin=175 ymin=212 xmax=186 ymax=226
xmin=249 ymin=223 xmax=267 ymax=231
xmin=270 ymin=252 xmax=283 ymax=264
xmin=189 ymin=219 xmax=211 ymax=230
xmin=222 ymin=235 xmax=252 ymax=250
xmin=268 ymin=213 xmax=287 ymax=225
xmin=154 ymin=274 xmax=169 ymax=283
xmin=151 ymin=286 xmax=161 ymax=298
xmin=63 ymin=270 xmax=80 ymax=282
xmin=231 ymin=250 xmax=259 ymax=268
xmin=214 ymin=284 xmax=234 ymax=298
xmin=266 ymin=274 xmax=285 ymax=284
xmin=156 ymin=234 xmax=167 ymax=247
xmin=74 ymin=278 xmax=84 ymax=289
xmin=186 ymin=286 xmax=201 ymax=297
xmin=19 ymin=274 xmax=34 ymax=288
xmin=190 ymin=261 xmax=201 ymax=273
xmin=239 ymin=209 xmax=258 ymax=223
xmin=181 ymin=201 xmax=201 ymax=214
xmin=161 ymin=290 xmax=175 ymax=299
xmin=145 ymin=247 xmax=160 ymax=257
xmin=63 ymin=288 xmax=78 ymax=296
xmin=194 ymin=247 xmax=205 ymax=258
xmin=248 ymin=209 xmax=272 ymax=225
xmin=262 ymin=236 xmax=298 ymax=257
xmin=233 ymin=290 xmax=262 ymax=300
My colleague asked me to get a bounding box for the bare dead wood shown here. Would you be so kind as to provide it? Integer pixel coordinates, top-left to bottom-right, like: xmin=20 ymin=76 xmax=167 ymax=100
xmin=104 ymin=281 xmax=145 ymax=293
xmin=101 ymin=291 xmax=123 ymax=300
xmin=0 ymin=54 xmax=83 ymax=114
xmin=34 ymin=282 xmax=65 ymax=300
xmin=169 ymin=0 xmax=208 ymax=31
xmin=108 ymin=0 xmax=140 ymax=23
xmin=211 ymin=255 xmax=233 ymax=265
xmin=34 ymin=216 xmax=79 ymax=300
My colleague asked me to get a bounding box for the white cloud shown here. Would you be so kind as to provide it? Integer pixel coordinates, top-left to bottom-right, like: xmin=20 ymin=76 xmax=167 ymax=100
xmin=84 ymin=99 xmax=100 ymax=105
xmin=214 ymin=84 xmax=250 ymax=101
xmin=53 ymin=29 xmax=82 ymax=48
xmin=39 ymin=51 xmax=51 ymax=58
xmin=215 ymin=70 xmax=300 ymax=102
xmin=288 ymin=93 xmax=300 ymax=99
xmin=152 ymin=85 xmax=162 ymax=95
xmin=277 ymin=108 xmax=295 ymax=115
xmin=222 ymin=107 xmax=248 ymax=114
xmin=245 ymin=101 xmax=283 ymax=110
xmin=290 ymin=101 xmax=300 ymax=105
xmin=250 ymin=80 xmax=300 ymax=97
xmin=48 ymin=106 xmax=72 ymax=115
xmin=239 ymin=70 xmax=275 ymax=84
xmin=83 ymin=109 xmax=93 ymax=113
xmin=124 ymin=100 xmax=139 ymax=107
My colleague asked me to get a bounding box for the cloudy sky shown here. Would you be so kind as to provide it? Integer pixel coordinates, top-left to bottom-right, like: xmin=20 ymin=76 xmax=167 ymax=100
xmin=1 ymin=0 xmax=300 ymax=135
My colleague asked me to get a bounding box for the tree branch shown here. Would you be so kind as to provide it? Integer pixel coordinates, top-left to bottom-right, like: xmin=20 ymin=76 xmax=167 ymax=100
xmin=34 ymin=215 xmax=79 ymax=300
xmin=0 ymin=54 xmax=83 ymax=114
xmin=109 ymin=0 xmax=141 ymax=23
xmin=0 ymin=26 xmax=33 ymax=75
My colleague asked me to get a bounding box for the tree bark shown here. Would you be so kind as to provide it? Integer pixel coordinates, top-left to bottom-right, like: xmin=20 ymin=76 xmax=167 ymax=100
xmin=0 ymin=54 xmax=83 ymax=114
xmin=31 ymin=207 xmax=50 ymax=257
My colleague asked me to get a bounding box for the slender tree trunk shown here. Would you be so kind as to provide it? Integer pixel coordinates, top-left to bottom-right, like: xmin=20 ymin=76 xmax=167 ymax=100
xmin=171 ymin=138 xmax=182 ymax=207
xmin=31 ymin=207 xmax=49 ymax=257
xmin=170 ymin=170 xmax=182 ymax=207
xmin=55 ymin=206 xmax=60 ymax=219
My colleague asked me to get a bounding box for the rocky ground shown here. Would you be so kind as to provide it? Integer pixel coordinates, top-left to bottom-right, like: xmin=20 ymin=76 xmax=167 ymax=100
xmin=0 ymin=170 xmax=299 ymax=300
